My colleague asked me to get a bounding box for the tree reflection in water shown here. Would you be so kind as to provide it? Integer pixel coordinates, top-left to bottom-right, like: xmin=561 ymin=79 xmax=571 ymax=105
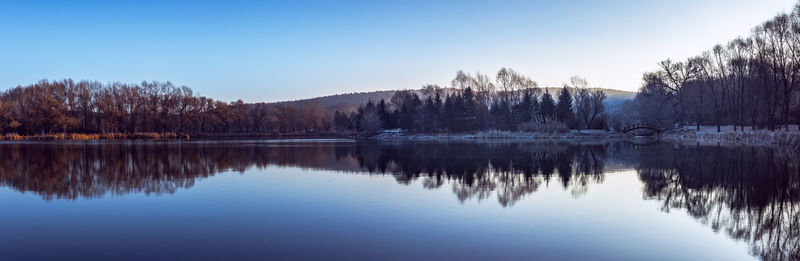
xmin=350 ymin=142 xmax=608 ymax=206
xmin=0 ymin=141 xmax=609 ymax=206
xmin=0 ymin=141 xmax=798 ymax=260
xmin=636 ymin=145 xmax=800 ymax=261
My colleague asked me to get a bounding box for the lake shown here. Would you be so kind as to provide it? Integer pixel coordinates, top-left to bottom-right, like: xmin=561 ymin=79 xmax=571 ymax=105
xmin=0 ymin=140 xmax=797 ymax=261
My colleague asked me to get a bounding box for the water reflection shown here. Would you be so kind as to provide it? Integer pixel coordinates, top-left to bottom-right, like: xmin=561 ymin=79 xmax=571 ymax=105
xmin=0 ymin=141 xmax=798 ymax=260
xmin=350 ymin=142 xmax=611 ymax=206
xmin=0 ymin=141 xmax=614 ymax=205
xmin=636 ymin=145 xmax=800 ymax=261
xmin=0 ymin=142 xmax=359 ymax=200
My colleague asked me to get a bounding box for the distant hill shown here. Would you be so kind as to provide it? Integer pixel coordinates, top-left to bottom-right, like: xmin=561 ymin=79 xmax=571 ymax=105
xmin=267 ymin=90 xmax=396 ymax=115
xmin=597 ymin=88 xmax=637 ymax=112
xmin=540 ymin=87 xmax=636 ymax=114
xmin=540 ymin=87 xmax=636 ymax=105
xmin=267 ymin=88 xmax=636 ymax=114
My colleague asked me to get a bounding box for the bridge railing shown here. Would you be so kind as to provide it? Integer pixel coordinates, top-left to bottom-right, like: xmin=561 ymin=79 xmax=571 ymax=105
xmin=620 ymin=122 xmax=667 ymax=133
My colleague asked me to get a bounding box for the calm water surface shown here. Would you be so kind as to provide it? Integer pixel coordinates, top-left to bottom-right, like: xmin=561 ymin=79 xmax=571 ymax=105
xmin=0 ymin=140 xmax=798 ymax=261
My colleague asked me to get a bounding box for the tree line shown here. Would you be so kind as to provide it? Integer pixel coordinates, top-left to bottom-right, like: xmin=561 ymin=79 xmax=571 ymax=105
xmin=627 ymin=1 xmax=800 ymax=131
xmin=0 ymin=75 xmax=607 ymax=136
xmin=335 ymin=68 xmax=607 ymax=133
xmin=0 ymin=79 xmax=329 ymax=135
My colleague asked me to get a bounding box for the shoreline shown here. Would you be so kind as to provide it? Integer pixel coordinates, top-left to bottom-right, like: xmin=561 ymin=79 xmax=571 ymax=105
xmin=2 ymin=129 xmax=798 ymax=152
xmin=370 ymin=130 xmax=632 ymax=141
xmin=658 ymin=129 xmax=800 ymax=150
xmin=370 ymin=129 xmax=800 ymax=151
xmin=0 ymin=132 xmax=351 ymax=141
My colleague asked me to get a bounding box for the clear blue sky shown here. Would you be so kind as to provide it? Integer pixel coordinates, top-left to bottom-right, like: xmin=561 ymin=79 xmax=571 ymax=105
xmin=1 ymin=0 xmax=796 ymax=102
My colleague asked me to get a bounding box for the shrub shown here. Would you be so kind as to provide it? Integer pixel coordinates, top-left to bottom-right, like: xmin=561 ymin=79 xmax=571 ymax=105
xmin=0 ymin=132 xmax=190 ymax=140
xmin=517 ymin=117 xmax=569 ymax=133
xmin=1 ymin=134 xmax=24 ymax=140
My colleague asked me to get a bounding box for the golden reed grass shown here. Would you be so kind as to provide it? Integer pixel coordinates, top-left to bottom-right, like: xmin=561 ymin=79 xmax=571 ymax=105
xmin=0 ymin=132 xmax=190 ymax=140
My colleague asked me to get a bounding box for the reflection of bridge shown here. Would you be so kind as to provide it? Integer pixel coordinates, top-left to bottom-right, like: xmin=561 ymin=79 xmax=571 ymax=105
xmin=620 ymin=123 xmax=666 ymax=134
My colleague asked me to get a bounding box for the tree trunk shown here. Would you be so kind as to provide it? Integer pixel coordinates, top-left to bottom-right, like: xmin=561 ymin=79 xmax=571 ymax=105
xmin=782 ymin=89 xmax=790 ymax=131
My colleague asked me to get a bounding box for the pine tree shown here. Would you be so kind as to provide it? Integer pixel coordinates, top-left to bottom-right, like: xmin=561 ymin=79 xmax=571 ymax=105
xmin=512 ymin=89 xmax=535 ymax=126
xmin=422 ymin=96 xmax=434 ymax=131
xmin=432 ymin=93 xmax=443 ymax=131
xmin=397 ymin=94 xmax=421 ymax=131
xmin=443 ymin=94 xmax=456 ymax=132
xmin=556 ymin=86 xmax=574 ymax=126
xmin=355 ymin=101 xmax=376 ymax=132
xmin=377 ymin=99 xmax=392 ymax=129
xmin=491 ymin=100 xmax=512 ymax=130
xmin=461 ymin=87 xmax=476 ymax=132
xmin=539 ymin=89 xmax=556 ymax=120
xmin=333 ymin=111 xmax=352 ymax=130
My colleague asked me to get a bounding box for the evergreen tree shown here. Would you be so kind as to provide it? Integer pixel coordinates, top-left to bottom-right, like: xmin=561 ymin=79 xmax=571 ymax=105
xmin=443 ymin=94 xmax=456 ymax=132
xmin=432 ymin=93 xmax=443 ymax=131
xmin=433 ymin=92 xmax=443 ymax=109
xmin=355 ymin=100 xmax=377 ymax=132
xmin=348 ymin=112 xmax=358 ymax=131
xmin=512 ymin=89 xmax=536 ymax=126
xmin=423 ymin=95 xmax=444 ymax=132
xmin=491 ymin=100 xmax=512 ymax=130
xmin=460 ymin=87 xmax=476 ymax=132
xmin=376 ymin=99 xmax=392 ymax=129
xmin=539 ymin=90 xmax=556 ymax=120
xmin=397 ymin=94 xmax=421 ymax=130
xmin=530 ymin=93 xmax=540 ymax=118
xmin=333 ymin=111 xmax=352 ymax=130
xmin=474 ymin=105 xmax=490 ymax=131
xmin=556 ymin=86 xmax=574 ymax=125
xmin=422 ymin=96 xmax=435 ymax=131
xmin=452 ymin=93 xmax=465 ymax=132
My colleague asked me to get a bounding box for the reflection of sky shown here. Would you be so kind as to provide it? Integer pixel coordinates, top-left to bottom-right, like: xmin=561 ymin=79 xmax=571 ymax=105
xmin=1 ymin=0 xmax=796 ymax=102
xmin=0 ymin=167 xmax=754 ymax=260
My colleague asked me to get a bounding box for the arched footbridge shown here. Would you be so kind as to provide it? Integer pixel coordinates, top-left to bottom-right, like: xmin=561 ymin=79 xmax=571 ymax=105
xmin=619 ymin=123 xmax=668 ymax=134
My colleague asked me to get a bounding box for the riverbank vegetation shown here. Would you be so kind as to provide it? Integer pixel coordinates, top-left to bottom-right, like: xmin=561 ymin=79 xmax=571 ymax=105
xmin=0 ymin=132 xmax=189 ymax=141
xmin=0 ymin=80 xmax=330 ymax=136
xmin=624 ymin=2 xmax=800 ymax=132
xmin=334 ymin=69 xmax=608 ymax=134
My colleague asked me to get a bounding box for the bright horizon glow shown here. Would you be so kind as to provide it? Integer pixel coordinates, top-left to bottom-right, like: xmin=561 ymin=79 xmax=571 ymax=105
xmin=1 ymin=0 xmax=797 ymax=102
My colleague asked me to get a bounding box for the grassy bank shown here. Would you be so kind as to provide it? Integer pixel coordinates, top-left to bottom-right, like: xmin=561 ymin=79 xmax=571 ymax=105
xmin=371 ymin=128 xmax=800 ymax=152
xmin=0 ymin=132 xmax=191 ymax=141
xmin=189 ymin=132 xmax=351 ymax=140
xmin=0 ymin=131 xmax=353 ymax=141
xmin=661 ymin=128 xmax=800 ymax=152
xmin=372 ymin=130 xmax=631 ymax=141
